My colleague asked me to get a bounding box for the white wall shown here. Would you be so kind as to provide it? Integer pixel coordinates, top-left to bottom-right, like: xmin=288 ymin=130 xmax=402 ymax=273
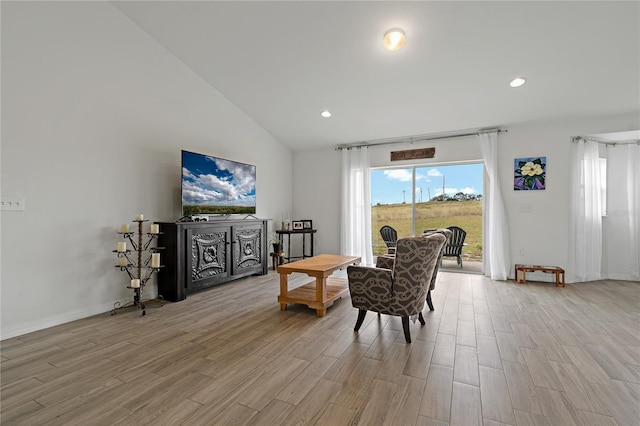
xmin=293 ymin=114 xmax=639 ymax=282
xmin=292 ymin=149 xmax=342 ymax=256
xmin=1 ymin=2 xmax=292 ymax=339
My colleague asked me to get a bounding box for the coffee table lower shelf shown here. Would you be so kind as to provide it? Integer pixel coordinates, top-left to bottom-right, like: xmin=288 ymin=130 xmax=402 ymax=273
xmin=278 ymin=277 xmax=349 ymax=317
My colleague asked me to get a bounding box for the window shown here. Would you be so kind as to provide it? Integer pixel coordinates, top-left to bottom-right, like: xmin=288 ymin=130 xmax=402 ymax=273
xmin=371 ymin=163 xmax=484 ymax=268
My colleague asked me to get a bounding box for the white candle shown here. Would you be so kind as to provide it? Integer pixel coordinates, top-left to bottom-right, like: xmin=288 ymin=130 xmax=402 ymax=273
xmin=151 ymin=253 xmax=161 ymax=268
xmin=130 ymin=279 xmax=140 ymax=288
xmin=117 ymin=242 xmax=126 ymax=252
xmin=120 ymin=224 xmax=129 ymax=233
xmin=135 ymin=214 xmax=144 ymax=221
xmin=118 ymin=257 xmax=127 ymax=267
xmin=150 ymin=224 xmax=159 ymax=234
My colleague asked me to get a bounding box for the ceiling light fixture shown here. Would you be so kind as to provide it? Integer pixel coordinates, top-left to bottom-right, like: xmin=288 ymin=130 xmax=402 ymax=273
xmin=509 ymin=77 xmax=526 ymax=88
xmin=383 ymin=29 xmax=406 ymax=51
xmin=321 ymin=110 xmax=332 ymax=118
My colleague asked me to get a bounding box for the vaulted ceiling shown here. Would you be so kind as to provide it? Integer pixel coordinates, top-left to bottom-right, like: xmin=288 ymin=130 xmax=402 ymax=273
xmin=112 ymin=1 xmax=640 ymax=151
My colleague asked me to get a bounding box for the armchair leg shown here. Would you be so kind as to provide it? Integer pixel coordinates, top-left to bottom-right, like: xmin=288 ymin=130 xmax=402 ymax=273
xmin=426 ymin=289 xmax=434 ymax=311
xmin=354 ymin=309 xmax=367 ymax=332
xmin=418 ymin=312 xmax=425 ymax=325
xmin=401 ymin=316 xmax=412 ymax=343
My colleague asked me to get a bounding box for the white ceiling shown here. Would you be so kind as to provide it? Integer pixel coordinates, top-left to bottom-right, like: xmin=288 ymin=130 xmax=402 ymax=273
xmin=112 ymin=1 xmax=640 ymax=152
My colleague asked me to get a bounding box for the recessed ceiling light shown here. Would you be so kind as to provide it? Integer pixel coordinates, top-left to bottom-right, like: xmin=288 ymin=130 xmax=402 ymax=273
xmin=383 ymin=29 xmax=406 ymax=51
xmin=509 ymin=77 xmax=526 ymax=88
xmin=321 ymin=110 xmax=332 ymax=118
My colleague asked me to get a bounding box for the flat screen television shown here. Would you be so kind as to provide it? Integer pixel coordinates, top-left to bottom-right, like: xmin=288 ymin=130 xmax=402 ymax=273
xmin=181 ymin=150 xmax=256 ymax=215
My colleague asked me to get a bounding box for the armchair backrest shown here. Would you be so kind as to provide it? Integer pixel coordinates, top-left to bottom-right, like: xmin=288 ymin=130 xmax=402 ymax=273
xmin=380 ymin=225 xmax=398 ymax=249
xmin=443 ymin=226 xmax=466 ymax=256
xmin=391 ymin=234 xmax=447 ymax=313
xmin=422 ymin=228 xmax=453 ymax=290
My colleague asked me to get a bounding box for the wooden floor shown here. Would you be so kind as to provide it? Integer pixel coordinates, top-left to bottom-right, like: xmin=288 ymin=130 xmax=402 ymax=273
xmin=1 ymin=271 xmax=639 ymax=425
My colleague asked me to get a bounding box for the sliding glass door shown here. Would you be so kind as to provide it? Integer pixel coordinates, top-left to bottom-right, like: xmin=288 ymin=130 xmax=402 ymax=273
xmin=371 ymin=163 xmax=484 ymax=270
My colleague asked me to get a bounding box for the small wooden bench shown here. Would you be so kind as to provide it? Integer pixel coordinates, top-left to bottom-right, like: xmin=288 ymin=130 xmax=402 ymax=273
xmin=515 ymin=264 xmax=565 ymax=287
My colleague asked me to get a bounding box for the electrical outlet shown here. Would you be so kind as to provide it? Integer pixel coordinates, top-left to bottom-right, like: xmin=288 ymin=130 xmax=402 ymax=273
xmin=519 ymin=203 xmax=533 ymax=213
xmin=518 ymin=248 xmax=525 ymax=256
xmin=1 ymin=198 xmax=26 ymax=211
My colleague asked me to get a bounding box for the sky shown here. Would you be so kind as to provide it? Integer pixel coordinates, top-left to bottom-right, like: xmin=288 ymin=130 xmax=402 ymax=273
xmin=181 ymin=150 xmax=256 ymax=207
xmin=371 ymin=163 xmax=484 ymax=205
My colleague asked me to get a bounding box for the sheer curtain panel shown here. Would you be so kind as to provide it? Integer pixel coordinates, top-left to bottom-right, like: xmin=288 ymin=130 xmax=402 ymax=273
xmin=341 ymin=147 xmax=374 ymax=266
xmin=478 ymin=132 xmax=511 ymax=280
xmin=569 ymin=140 xmax=602 ymax=282
xmin=627 ymin=143 xmax=640 ymax=279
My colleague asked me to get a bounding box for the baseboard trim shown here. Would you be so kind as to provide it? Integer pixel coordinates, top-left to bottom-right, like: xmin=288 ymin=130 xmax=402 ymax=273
xmin=1 ymin=296 xmax=131 ymax=341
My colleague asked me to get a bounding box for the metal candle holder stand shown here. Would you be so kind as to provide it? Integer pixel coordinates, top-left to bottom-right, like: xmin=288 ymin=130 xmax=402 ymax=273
xmin=112 ymin=219 xmax=164 ymax=316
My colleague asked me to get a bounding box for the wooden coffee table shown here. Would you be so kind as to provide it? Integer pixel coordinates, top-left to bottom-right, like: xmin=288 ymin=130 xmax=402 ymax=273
xmin=277 ymin=254 xmax=360 ymax=317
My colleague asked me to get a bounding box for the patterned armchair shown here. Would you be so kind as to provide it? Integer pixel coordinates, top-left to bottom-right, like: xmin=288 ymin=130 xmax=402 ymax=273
xmin=376 ymin=228 xmax=452 ymax=311
xmin=421 ymin=228 xmax=453 ymax=308
xmin=347 ymin=233 xmax=447 ymax=343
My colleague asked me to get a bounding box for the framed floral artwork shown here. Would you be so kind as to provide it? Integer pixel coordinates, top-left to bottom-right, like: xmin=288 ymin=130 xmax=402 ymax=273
xmin=514 ymin=157 xmax=546 ymax=190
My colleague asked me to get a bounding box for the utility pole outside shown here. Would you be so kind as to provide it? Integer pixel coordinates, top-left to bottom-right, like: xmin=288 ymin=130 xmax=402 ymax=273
xmin=442 ymin=175 xmax=445 ymax=202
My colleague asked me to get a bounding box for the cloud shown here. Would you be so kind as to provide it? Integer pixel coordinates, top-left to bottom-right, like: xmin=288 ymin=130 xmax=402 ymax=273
xmin=182 ymin=167 xmax=197 ymax=181
xmin=434 ymin=187 xmax=459 ymax=195
xmin=182 ymin=160 xmax=255 ymax=206
xmin=416 ymin=168 xmax=443 ymax=183
xmin=383 ymin=169 xmax=445 ymax=184
xmin=383 ymin=169 xmax=413 ymax=182
xmin=213 ymin=158 xmax=256 ymax=195
xmin=433 ymin=186 xmax=479 ymax=196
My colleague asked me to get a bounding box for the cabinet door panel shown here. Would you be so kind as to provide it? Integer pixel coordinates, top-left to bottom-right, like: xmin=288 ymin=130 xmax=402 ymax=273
xmin=232 ymin=223 xmax=265 ymax=276
xmin=186 ymin=225 xmax=231 ymax=291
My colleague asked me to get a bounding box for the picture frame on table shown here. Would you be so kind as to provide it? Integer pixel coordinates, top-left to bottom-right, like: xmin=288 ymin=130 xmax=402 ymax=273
xmin=302 ymin=220 xmax=313 ymax=229
xmin=292 ymin=221 xmax=303 ymax=230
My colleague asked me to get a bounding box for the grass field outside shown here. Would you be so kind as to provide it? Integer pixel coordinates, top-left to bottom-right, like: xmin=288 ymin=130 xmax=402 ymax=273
xmin=371 ymin=200 xmax=483 ymax=260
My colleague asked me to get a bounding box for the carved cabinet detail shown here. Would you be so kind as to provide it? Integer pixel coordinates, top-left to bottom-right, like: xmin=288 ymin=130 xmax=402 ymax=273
xmin=192 ymin=231 xmax=227 ymax=280
xmin=157 ymin=220 xmax=268 ymax=301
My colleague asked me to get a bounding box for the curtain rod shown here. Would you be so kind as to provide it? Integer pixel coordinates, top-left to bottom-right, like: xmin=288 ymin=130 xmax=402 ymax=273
xmin=335 ymin=128 xmax=507 ymax=150
xmin=572 ymin=136 xmax=640 ymax=146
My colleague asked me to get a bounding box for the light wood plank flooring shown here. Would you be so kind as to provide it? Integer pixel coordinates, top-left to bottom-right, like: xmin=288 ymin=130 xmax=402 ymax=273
xmin=1 ymin=271 xmax=639 ymax=425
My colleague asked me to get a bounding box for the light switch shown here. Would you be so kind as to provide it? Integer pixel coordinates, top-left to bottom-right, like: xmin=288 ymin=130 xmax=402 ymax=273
xmin=1 ymin=198 xmax=26 ymax=211
xmin=519 ymin=203 xmax=532 ymax=213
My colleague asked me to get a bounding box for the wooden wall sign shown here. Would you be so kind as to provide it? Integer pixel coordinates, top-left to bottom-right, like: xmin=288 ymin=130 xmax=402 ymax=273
xmin=390 ymin=147 xmax=435 ymax=161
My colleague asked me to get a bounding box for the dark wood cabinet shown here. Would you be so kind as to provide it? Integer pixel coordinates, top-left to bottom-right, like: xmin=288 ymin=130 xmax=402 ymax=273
xmin=156 ymin=219 xmax=268 ymax=301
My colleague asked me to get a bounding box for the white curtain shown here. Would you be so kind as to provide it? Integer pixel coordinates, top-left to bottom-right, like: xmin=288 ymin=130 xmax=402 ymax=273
xmin=341 ymin=147 xmax=374 ymax=266
xmin=478 ymin=132 xmax=511 ymax=280
xmin=627 ymin=143 xmax=640 ymax=278
xmin=569 ymin=140 xmax=602 ymax=281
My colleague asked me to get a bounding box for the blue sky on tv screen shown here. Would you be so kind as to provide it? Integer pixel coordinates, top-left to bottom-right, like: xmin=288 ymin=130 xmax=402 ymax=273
xmin=182 ymin=151 xmax=256 ymax=207
xmin=371 ymin=163 xmax=483 ymax=205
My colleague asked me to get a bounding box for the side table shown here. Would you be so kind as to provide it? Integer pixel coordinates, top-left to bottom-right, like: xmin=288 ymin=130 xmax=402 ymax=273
xmin=275 ymin=229 xmax=317 ymax=262
xmin=270 ymin=252 xmax=285 ymax=271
